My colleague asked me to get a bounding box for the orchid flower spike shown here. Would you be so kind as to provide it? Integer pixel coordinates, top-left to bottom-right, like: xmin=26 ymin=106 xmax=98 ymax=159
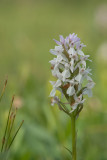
xmin=49 ymin=33 xmax=95 ymax=116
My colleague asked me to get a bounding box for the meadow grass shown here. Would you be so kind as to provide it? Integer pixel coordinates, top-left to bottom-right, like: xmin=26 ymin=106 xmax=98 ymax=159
xmin=0 ymin=0 xmax=107 ymax=159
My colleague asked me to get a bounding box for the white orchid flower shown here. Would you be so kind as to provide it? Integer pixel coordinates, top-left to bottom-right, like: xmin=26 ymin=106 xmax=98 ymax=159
xmin=50 ymin=45 xmax=64 ymax=55
xmin=66 ymin=79 xmax=76 ymax=96
xmin=70 ymin=95 xmax=85 ymax=112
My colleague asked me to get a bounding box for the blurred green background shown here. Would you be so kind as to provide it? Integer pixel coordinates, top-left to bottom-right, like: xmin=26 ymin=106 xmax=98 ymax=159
xmin=0 ymin=0 xmax=107 ymax=159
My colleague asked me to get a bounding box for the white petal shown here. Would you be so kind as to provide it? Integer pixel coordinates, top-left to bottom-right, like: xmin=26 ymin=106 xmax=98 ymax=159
xmin=57 ymin=88 xmax=64 ymax=98
xmin=83 ymin=89 xmax=92 ymax=97
xmin=85 ymin=68 xmax=92 ymax=75
xmin=78 ymin=84 xmax=82 ymax=91
xmin=72 ymin=104 xmax=78 ymax=110
xmin=49 ymin=58 xmax=57 ymax=65
xmin=57 ymin=72 xmax=63 ymax=80
xmin=87 ymin=81 xmax=95 ymax=89
xmin=67 ymin=86 xmax=75 ymax=96
xmin=68 ymin=48 xmax=75 ymax=55
xmin=65 ymin=63 xmax=70 ymax=69
xmin=81 ymin=99 xmax=86 ymax=104
xmin=61 ymin=54 xmax=68 ymax=62
xmin=54 ymin=79 xmax=61 ymax=88
xmin=49 ymin=81 xmax=56 ymax=86
xmin=70 ymin=59 xmax=74 ymax=73
xmin=52 ymin=69 xmax=57 ymax=77
xmin=81 ymin=61 xmax=86 ymax=68
xmin=52 ymin=65 xmax=59 ymax=76
xmin=75 ymin=74 xmax=82 ymax=83
xmin=55 ymin=45 xmax=64 ymax=53
xmin=50 ymin=88 xmax=56 ymax=97
xmin=56 ymin=55 xmax=63 ymax=62
xmin=78 ymin=50 xmax=84 ymax=56
xmin=50 ymin=49 xmax=57 ymax=55
xmin=69 ymin=79 xmax=75 ymax=85
xmin=87 ymin=76 xmax=93 ymax=82
xmin=62 ymin=69 xmax=70 ymax=81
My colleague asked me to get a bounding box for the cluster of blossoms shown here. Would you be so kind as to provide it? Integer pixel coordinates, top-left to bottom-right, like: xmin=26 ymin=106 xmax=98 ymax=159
xmin=49 ymin=33 xmax=95 ymax=116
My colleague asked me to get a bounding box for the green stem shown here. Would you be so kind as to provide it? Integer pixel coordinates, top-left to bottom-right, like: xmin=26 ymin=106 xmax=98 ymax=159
xmin=71 ymin=113 xmax=76 ymax=160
